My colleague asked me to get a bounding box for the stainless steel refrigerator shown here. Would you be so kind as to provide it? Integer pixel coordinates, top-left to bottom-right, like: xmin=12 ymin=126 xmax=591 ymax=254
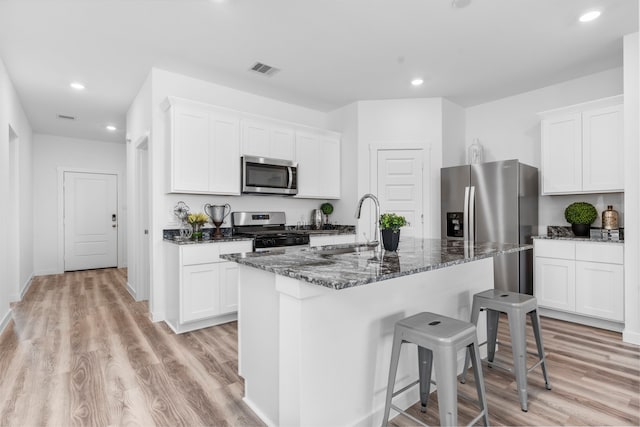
xmin=441 ymin=159 xmax=538 ymax=294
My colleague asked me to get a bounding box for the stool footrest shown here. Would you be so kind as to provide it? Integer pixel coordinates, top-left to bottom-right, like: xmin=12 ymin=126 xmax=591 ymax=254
xmin=391 ymin=379 xmax=420 ymax=398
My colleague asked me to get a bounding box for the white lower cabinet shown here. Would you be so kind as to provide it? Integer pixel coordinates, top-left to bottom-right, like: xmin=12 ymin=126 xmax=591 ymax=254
xmin=534 ymin=257 xmax=576 ymax=312
xmin=165 ymin=240 xmax=252 ymax=333
xmin=181 ymin=263 xmax=220 ymax=323
xmin=575 ymin=261 xmax=624 ymax=321
xmin=534 ymin=239 xmax=624 ymax=329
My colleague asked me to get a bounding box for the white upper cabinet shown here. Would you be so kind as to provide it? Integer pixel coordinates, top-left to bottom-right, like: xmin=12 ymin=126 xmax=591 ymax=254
xmin=241 ymin=119 xmax=295 ymax=161
xmin=539 ymin=96 xmax=623 ymax=195
xmin=541 ymin=113 xmax=582 ymax=194
xmin=581 ymin=104 xmax=624 ymax=192
xmin=295 ymin=129 xmax=341 ymax=199
xmin=164 ymin=97 xmax=240 ymax=195
xmin=170 ymin=105 xmax=210 ymax=193
xmin=164 ymin=97 xmax=341 ymax=196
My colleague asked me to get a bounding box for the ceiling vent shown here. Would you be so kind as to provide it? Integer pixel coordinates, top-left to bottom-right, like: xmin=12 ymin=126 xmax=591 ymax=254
xmin=57 ymin=114 xmax=76 ymax=120
xmin=250 ymin=62 xmax=280 ymax=77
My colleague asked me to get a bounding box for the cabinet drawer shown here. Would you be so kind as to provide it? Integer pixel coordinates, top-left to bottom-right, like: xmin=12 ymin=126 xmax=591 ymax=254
xmin=182 ymin=245 xmax=220 ymax=265
xmin=219 ymin=240 xmax=253 ymax=255
xmin=575 ymin=242 xmax=623 ymax=264
xmin=534 ymin=240 xmax=575 ymax=259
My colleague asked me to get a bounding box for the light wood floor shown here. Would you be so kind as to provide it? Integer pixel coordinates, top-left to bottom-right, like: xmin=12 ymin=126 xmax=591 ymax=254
xmin=0 ymin=268 xmax=638 ymax=426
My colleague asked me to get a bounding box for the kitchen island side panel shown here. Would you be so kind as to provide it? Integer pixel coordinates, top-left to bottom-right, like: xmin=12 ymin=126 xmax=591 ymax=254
xmin=238 ymin=265 xmax=280 ymax=426
xmin=239 ymin=258 xmax=492 ymax=427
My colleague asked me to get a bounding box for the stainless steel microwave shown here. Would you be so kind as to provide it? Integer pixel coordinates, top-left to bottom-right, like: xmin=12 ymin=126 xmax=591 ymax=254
xmin=241 ymin=156 xmax=298 ymax=195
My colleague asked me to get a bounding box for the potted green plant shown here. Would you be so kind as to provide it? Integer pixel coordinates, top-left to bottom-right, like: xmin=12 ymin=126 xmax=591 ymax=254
xmin=320 ymin=202 xmax=333 ymax=227
xmin=564 ymin=202 xmax=597 ymax=237
xmin=379 ymin=213 xmax=407 ymax=252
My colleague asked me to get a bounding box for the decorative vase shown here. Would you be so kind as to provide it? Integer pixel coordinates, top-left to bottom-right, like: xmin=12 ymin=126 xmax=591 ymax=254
xmin=191 ymin=223 xmax=203 ymax=240
xmin=381 ymin=229 xmax=400 ymax=252
xmin=571 ymin=223 xmax=590 ymax=237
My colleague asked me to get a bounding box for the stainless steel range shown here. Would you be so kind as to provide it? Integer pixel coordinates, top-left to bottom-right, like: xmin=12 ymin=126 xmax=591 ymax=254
xmin=232 ymin=211 xmax=309 ymax=251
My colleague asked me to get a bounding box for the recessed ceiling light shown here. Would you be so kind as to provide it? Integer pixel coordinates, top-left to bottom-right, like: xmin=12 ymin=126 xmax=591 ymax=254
xmin=411 ymin=78 xmax=424 ymax=86
xmin=579 ymin=10 xmax=601 ymax=22
xmin=106 ymin=125 xmax=117 ymax=131
xmin=70 ymin=82 xmax=85 ymax=90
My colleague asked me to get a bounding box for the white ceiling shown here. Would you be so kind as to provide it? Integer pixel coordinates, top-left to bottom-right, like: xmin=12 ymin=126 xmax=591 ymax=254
xmin=0 ymin=0 xmax=637 ymax=143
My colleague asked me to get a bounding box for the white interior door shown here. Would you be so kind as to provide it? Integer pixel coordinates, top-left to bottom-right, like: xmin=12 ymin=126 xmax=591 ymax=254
xmin=64 ymin=172 xmax=118 ymax=271
xmin=377 ymin=149 xmax=424 ymax=239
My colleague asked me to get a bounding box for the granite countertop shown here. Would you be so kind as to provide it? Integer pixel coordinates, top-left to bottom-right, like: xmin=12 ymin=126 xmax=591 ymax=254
xmin=164 ymin=235 xmax=254 ymax=245
xmin=221 ymin=238 xmax=531 ymax=290
xmin=532 ymin=236 xmax=624 ymax=244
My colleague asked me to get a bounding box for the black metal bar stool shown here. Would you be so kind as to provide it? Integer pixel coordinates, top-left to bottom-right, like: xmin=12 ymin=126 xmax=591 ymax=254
xmin=381 ymin=312 xmax=489 ymax=427
xmin=461 ymin=289 xmax=551 ymax=412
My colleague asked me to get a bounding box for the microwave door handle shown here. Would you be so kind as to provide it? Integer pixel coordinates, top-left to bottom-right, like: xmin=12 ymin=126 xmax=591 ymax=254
xmin=287 ymin=167 xmax=293 ymax=189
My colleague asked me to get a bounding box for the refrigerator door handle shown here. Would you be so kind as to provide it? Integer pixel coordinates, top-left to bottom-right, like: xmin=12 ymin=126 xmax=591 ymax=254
xmin=469 ymin=186 xmax=476 ymax=243
xmin=463 ymin=186 xmax=470 ymax=242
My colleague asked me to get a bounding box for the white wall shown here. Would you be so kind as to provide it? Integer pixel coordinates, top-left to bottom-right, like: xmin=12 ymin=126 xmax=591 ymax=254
xmin=442 ymin=99 xmax=466 ymax=167
xmin=623 ymin=32 xmax=639 ymax=345
xmin=326 ymin=102 xmax=359 ymax=226
xmin=356 ymin=98 xmax=445 ymax=239
xmin=0 ymin=56 xmax=33 ymax=331
xmin=465 ymin=67 xmax=624 ymax=230
xmin=32 ymin=134 xmax=127 ymax=275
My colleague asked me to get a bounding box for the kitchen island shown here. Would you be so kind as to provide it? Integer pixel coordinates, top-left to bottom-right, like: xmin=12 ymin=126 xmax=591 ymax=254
xmin=222 ymin=238 xmax=531 ymax=427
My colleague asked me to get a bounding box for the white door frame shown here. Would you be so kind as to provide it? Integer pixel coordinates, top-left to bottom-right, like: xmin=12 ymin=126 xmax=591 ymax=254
xmin=57 ymin=167 xmax=122 ymax=274
xmin=369 ymin=142 xmax=431 ymax=240
xmin=135 ymin=135 xmax=151 ymax=302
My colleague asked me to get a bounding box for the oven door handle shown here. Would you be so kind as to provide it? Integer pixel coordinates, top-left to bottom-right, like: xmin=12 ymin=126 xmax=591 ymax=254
xmin=287 ymin=166 xmax=293 ymax=189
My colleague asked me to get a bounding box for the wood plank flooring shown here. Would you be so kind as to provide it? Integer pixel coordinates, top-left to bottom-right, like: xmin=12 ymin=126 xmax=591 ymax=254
xmin=0 ymin=268 xmax=638 ymax=426
xmin=0 ymin=269 xmax=262 ymax=427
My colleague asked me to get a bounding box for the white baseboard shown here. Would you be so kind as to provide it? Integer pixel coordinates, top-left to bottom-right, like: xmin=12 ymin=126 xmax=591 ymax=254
xmin=243 ymin=396 xmax=277 ymax=427
xmin=623 ymin=329 xmax=640 ymax=345
xmin=20 ymin=273 xmax=34 ymax=299
xmin=0 ymin=309 xmax=12 ymax=335
xmin=34 ymin=269 xmax=63 ymax=276
xmin=126 ymin=281 xmax=137 ymax=299
xmin=539 ymin=307 xmax=624 ymax=332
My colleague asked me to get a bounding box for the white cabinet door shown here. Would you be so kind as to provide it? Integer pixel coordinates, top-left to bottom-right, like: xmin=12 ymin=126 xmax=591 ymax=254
xmin=181 ymin=263 xmax=220 ymax=323
xmin=582 ymin=105 xmax=624 ymax=192
xmin=541 ymin=113 xmax=582 ymax=194
xmin=241 ymin=120 xmax=271 ymax=158
xmin=171 ymin=107 xmax=210 ymax=192
xmin=168 ymin=100 xmax=240 ymax=195
xmin=575 ymin=261 xmax=624 ymax=321
xmin=219 ymin=262 xmax=239 ymax=314
xmin=295 ymin=130 xmax=322 ymax=198
xmin=270 ymin=127 xmax=295 ymax=161
xmin=241 ymin=119 xmax=295 ymax=161
xmin=209 ymin=112 xmax=241 ymax=195
xmin=534 ymin=257 xmax=576 ymax=312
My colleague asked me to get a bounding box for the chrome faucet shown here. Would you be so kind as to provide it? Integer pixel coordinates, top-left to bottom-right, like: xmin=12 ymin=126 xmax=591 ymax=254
xmin=355 ymin=193 xmax=381 ymax=253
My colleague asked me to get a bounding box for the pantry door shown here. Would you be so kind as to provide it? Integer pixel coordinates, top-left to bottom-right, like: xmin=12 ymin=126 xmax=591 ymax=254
xmin=376 ymin=149 xmax=424 ymax=239
xmin=64 ymin=172 xmax=118 ymax=271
